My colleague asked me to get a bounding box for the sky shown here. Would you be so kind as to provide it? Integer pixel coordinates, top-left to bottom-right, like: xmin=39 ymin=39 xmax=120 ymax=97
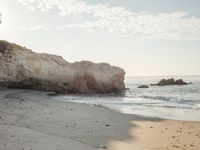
xmin=0 ymin=0 xmax=200 ymax=76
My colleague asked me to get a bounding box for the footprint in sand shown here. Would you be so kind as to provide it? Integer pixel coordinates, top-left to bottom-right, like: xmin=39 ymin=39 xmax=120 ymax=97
xmin=190 ymin=144 xmax=194 ymax=147
xmin=173 ymin=145 xmax=180 ymax=148
xmin=177 ymin=130 xmax=182 ymax=133
xmin=105 ymin=124 xmax=110 ymax=127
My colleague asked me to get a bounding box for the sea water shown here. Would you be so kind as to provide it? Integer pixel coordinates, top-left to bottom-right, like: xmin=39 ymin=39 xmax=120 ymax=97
xmin=56 ymin=76 xmax=200 ymax=121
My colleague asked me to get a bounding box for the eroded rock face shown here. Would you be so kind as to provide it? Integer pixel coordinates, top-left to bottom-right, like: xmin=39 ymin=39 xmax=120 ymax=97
xmin=0 ymin=40 xmax=125 ymax=94
xmin=151 ymin=78 xmax=188 ymax=86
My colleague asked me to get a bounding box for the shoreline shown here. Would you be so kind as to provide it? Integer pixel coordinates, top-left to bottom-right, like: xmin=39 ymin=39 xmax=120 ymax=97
xmin=0 ymin=89 xmax=200 ymax=150
xmin=54 ymin=95 xmax=200 ymax=122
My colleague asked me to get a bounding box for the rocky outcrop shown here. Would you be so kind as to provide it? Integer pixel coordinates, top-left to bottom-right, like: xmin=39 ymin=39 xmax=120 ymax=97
xmin=0 ymin=40 xmax=125 ymax=94
xmin=151 ymin=78 xmax=188 ymax=86
xmin=137 ymin=85 xmax=149 ymax=88
xmin=174 ymin=79 xmax=188 ymax=85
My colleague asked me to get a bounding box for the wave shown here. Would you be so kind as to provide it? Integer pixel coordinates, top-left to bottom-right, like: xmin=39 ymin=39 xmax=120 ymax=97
xmin=141 ymin=95 xmax=175 ymax=101
xmin=140 ymin=95 xmax=199 ymax=104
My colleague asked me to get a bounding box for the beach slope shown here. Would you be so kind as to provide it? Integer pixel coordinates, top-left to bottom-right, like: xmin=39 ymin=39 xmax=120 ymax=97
xmin=0 ymin=89 xmax=200 ymax=150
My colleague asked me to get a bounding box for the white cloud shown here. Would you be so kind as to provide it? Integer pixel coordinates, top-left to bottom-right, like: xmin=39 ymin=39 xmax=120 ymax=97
xmin=17 ymin=0 xmax=200 ymax=41
xmin=21 ymin=25 xmax=50 ymax=31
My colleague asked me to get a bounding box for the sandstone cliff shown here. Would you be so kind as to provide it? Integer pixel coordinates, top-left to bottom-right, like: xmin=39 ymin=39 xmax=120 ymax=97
xmin=0 ymin=40 xmax=125 ymax=94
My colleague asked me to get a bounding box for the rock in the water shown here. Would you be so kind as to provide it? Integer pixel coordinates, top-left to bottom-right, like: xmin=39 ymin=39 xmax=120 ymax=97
xmin=174 ymin=79 xmax=188 ymax=85
xmin=157 ymin=78 xmax=175 ymax=86
xmin=151 ymin=78 xmax=188 ymax=86
xmin=137 ymin=85 xmax=149 ymax=88
xmin=0 ymin=40 xmax=125 ymax=94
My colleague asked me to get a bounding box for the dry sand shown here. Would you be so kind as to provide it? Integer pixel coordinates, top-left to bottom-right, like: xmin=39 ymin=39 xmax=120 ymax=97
xmin=110 ymin=120 xmax=200 ymax=150
xmin=0 ymin=88 xmax=200 ymax=150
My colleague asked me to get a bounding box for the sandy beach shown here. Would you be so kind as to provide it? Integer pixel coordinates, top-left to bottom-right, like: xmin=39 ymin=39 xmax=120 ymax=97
xmin=0 ymin=88 xmax=200 ymax=150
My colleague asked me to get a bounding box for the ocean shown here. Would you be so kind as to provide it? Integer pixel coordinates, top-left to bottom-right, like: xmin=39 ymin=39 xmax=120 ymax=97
xmin=55 ymin=76 xmax=200 ymax=121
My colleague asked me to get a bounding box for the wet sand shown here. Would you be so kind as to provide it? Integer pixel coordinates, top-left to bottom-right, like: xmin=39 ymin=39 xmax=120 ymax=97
xmin=0 ymin=88 xmax=200 ymax=150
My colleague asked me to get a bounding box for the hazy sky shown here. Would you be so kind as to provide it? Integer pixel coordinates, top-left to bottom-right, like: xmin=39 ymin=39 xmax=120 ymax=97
xmin=0 ymin=0 xmax=200 ymax=76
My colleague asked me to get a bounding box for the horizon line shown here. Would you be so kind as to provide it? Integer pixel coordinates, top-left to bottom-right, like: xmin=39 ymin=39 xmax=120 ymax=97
xmin=126 ymin=75 xmax=200 ymax=78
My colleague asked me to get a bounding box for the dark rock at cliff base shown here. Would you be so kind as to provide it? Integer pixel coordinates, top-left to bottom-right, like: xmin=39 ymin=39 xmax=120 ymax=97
xmin=0 ymin=40 xmax=125 ymax=94
xmin=151 ymin=78 xmax=188 ymax=86
xmin=137 ymin=85 xmax=149 ymax=88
